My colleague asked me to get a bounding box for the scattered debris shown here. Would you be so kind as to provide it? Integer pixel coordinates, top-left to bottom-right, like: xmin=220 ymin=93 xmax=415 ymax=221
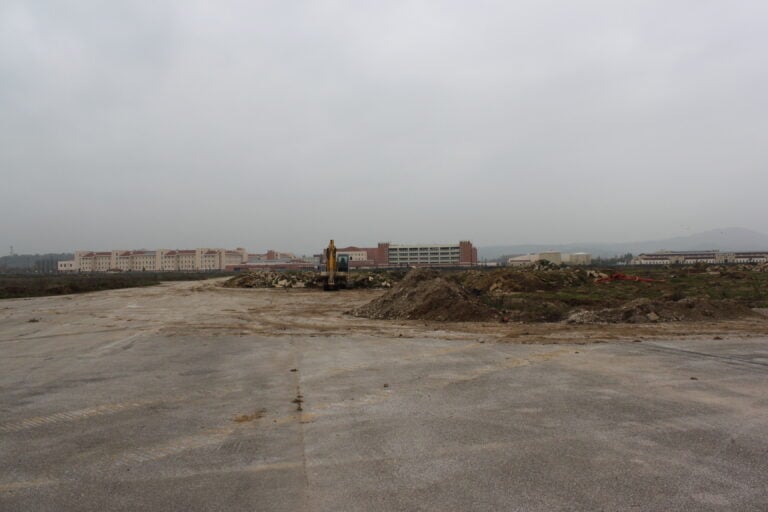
xmin=347 ymin=271 xmax=406 ymax=289
xmin=566 ymin=298 xmax=755 ymax=324
xmin=224 ymin=271 xmax=316 ymax=289
xmin=595 ymin=272 xmax=664 ymax=284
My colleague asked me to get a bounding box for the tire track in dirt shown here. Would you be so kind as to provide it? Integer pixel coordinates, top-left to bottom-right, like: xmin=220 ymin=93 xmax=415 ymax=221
xmin=0 ymin=400 xmax=156 ymax=434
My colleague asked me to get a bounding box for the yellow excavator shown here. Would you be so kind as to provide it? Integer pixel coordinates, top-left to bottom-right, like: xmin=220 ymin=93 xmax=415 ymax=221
xmin=321 ymin=239 xmax=349 ymax=291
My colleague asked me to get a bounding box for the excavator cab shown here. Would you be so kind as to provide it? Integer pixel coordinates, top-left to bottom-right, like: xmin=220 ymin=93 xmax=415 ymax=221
xmin=337 ymin=254 xmax=349 ymax=272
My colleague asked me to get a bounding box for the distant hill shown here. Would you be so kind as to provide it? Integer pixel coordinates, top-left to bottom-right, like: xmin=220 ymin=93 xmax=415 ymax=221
xmin=479 ymin=227 xmax=768 ymax=260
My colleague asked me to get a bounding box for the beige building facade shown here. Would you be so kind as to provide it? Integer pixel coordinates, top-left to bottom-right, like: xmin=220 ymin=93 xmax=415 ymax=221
xmin=337 ymin=250 xmax=369 ymax=262
xmin=58 ymin=248 xmax=247 ymax=273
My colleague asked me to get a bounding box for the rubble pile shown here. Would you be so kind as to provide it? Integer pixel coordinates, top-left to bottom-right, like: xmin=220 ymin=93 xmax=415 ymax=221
xmin=566 ymin=297 xmax=755 ymax=324
xmin=351 ymin=268 xmax=497 ymax=322
xmin=223 ymin=271 xmax=319 ymax=289
xmin=347 ymin=270 xmax=406 ymax=289
xmin=223 ymin=270 xmax=405 ymax=289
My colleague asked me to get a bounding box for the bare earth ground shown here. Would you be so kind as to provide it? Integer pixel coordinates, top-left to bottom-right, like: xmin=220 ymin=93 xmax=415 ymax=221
xmin=2 ymin=280 xmax=768 ymax=511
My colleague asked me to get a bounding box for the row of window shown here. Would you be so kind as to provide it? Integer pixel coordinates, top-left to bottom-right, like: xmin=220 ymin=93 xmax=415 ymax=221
xmin=389 ymin=258 xmax=459 ymax=262
xmin=391 ymin=248 xmax=459 ymax=252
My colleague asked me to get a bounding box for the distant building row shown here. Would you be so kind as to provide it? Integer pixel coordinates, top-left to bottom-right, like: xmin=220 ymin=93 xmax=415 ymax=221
xmin=507 ymin=251 xmax=592 ymax=267
xmin=56 ymin=241 xmax=479 ymax=273
xmin=58 ymin=248 xmax=248 ymax=273
xmin=632 ymin=250 xmax=768 ymax=265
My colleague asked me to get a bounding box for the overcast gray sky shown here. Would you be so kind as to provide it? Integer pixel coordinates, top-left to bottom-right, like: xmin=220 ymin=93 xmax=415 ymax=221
xmin=1 ymin=1 xmax=767 ymax=255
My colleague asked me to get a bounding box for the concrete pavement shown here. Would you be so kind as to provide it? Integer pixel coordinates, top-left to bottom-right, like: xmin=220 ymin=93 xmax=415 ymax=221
xmin=1 ymin=288 xmax=767 ymax=511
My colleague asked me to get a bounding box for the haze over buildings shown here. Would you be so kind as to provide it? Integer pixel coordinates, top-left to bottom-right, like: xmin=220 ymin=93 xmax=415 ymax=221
xmin=1 ymin=1 xmax=767 ymax=254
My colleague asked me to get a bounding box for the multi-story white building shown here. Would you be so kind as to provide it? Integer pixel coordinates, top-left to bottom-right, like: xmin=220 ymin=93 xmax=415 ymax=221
xmin=387 ymin=245 xmax=462 ymax=266
xmin=383 ymin=241 xmax=477 ymax=266
xmin=58 ymin=248 xmax=247 ymax=273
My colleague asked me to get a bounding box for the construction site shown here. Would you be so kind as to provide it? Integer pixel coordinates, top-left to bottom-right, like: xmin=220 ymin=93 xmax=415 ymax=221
xmin=2 ymin=258 xmax=768 ymax=511
xmin=5 ymin=0 xmax=768 ymax=508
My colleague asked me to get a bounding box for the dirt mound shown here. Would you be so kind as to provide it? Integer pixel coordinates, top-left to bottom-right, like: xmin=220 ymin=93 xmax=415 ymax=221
xmin=351 ymin=268 xmax=497 ymax=322
xmin=566 ymin=297 xmax=755 ymax=324
xmin=458 ymin=267 xmax=592 ymax=294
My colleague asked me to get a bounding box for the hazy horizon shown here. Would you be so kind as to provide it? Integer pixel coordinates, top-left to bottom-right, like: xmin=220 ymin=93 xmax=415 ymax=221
xmin=2 ymin=1 xmax=767 ymax=255
xmin=4 ymin=226 xmax=768 ymax=259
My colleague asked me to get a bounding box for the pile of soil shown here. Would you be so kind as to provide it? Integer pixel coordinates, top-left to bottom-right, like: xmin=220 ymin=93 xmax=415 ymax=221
xmin=566 ymin=297 xmax=755 ymax=324
xmin=350 ymin=268 xmax=497 ymax=322
xmin=458 ymin=267 xmax=593 ymax=294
